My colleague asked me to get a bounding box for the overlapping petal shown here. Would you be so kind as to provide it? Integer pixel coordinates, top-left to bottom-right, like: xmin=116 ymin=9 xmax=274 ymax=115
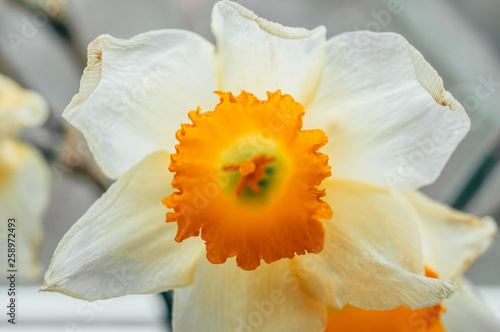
xmin=212 ymin=0 xmax=326 ymax=106
xmin=0 ymin=141 xmax=49 ymax=279
xmin=295 ymin=179 xmax=456 ymax=310
xmin=173 ymin=256 xmax=326 ymax=332
xmin=63 ymin=30 xmax=219 ymax=178
xmin=403 ymin=190 xmax=497 ymax=280
xmin=42 ymin=151 xmax=204 ymax=300
xmin=305 ymin=31 xmax=469 ymax=189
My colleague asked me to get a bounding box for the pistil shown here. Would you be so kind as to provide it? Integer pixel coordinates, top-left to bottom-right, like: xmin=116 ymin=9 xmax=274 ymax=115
xmin=222 ymin=154 xmax=275 ymax=196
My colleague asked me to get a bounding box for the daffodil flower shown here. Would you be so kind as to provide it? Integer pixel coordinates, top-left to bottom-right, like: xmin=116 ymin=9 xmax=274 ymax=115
xmin=0 ymin=73 xmax=50 ymax=279
xmin=42 ymin=1 xmax=497 ymax=331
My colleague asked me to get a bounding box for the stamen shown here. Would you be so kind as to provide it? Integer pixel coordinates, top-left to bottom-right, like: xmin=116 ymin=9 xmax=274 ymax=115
xmin=222 ymin=154 xmax=275 ymax=197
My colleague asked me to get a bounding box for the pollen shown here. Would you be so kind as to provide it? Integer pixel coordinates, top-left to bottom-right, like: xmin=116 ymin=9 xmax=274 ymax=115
xmin=163 ymin=90 xmax=332 ymax=270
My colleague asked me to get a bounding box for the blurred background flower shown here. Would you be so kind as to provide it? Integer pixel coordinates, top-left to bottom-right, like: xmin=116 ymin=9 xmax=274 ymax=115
xmin=0 ymin=0 xmax=498 ymax=331
xmin=0 ymin=73 xmax=49 ymax=280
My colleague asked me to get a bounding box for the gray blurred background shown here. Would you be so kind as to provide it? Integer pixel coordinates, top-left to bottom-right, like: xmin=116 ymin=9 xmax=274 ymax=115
xmin=0 ymin=0 xmax=499 ymax=329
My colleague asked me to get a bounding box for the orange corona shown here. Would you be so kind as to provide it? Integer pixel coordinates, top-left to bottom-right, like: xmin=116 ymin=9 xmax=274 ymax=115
xmin=163 ymin=90 xmax=332 ymax=270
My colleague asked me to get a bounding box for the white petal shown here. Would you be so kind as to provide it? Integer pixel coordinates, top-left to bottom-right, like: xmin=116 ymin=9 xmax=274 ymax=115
xmin=442 ymin=278 xmax=500 ymax=332
xmin=305 ymin=31 xmax=469 ymax=189
xmin=64 ymin=30 xmax=218 ymax=178
xmin=42 ymin=151 xmax=204 ymax=301
xmin=403 ymin=190 xmax=497 ymax=280
xmin=295 ymin=179 xmax=456 ymax=310
xmin=0 ymin=140 xmax=50 ymax=279
xmin=173 ymin=257 xmax=326 ymax=332
xmin=211 ymin=0 xmax=326 ymax=105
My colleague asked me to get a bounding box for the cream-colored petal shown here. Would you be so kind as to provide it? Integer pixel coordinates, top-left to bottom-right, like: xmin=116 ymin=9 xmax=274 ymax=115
xmin=295 ymin=179 xmax=456 ymax=310
xmin=0 ymin=74 xmax=48 ymax=134
xmin=442 ymin=278 xmax=500 ymax=332
xmin=0 ymin=140 xmax=49 ymax=279
xmin=63 ymin=30 xmax=218 ymax=179
xmin=42 ymin=151 xmax=204 ymax=301
xmin=305 ymin=31 xmax=469 ymax=189
xmin=403 ymin=190 xmax=497 ymax=280
xmin=211 ymin=0 xmax=326 ymax=106
xmin=173 ymin=257 xmax=326 ymax=332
